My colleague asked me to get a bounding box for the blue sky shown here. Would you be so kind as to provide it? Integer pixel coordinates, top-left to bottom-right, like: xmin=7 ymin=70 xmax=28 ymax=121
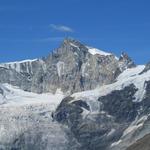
xmin=0 ymin=0 xmax=150 ymax=64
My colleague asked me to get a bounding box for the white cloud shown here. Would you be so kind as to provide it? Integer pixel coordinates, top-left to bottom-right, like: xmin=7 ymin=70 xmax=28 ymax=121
xmin=49 ymin=24 xmax=74 ymax=33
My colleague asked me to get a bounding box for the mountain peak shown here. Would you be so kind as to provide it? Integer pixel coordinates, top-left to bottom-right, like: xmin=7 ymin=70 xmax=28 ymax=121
xmin=62 ymin=38 xmax=86 ymax=48
xmin=63 ymin=37 xmax=77 ymax=43
xmin=119 ymin=51 xmax=136 ymax=70
xmin=120 ymin=52 xmax=131 ymax=60
xmin=0 ymin=39 xmax=138 ymax=94
xmin=62 ymin=38 xmax=113 ymax=56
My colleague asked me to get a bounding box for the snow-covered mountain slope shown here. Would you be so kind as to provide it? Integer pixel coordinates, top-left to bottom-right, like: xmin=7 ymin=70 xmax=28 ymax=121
xmin=0 ymin=84 xmax=74 ymax=150
xmin=72 ymin=65 xmax=147 ymax=104
xmin=54 ymin=64 xmax=150 ymax=150
xmin=86 ymin=46 xmax=112 ymax=56
xmin=0 ymin=83 xmax=64 ymax=107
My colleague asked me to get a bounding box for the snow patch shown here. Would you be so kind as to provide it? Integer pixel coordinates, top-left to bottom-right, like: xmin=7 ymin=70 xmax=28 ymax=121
xmin=117 ymin=65 xmax=149 ymax=102
xmin=87 ymin=46 xmax=111 ymax=56
xmin=1 ymin=59 xmax=37 ymax=64
xmin=56 ymin=61 xmax=65 ymax=77
xmin=0 ymin=83 xmax=64 ymax=109
xmin=123 ymin=124 xmax=143 ymax=137
xmin=81 ymin=62 xmax=90 ymax=77
xmin=55 ymin=88 xmax=63 ymax=95
xmin=111 ymin=140 xmax=122 ymax=147
xmin=0 ymin=59 xmax=38 ymax=73
xmin=107 ymin=128 xmax=116 ymax=137
xmin=72 ymin=65 xmax=150 ymax=105
xmin=70 ymin=42 xmax=80 ymax=50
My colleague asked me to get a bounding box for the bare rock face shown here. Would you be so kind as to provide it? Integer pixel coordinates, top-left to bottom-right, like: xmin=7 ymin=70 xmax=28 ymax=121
xmin=0 ymin=59 xmax=45 ymax=92
xmin=54 ymin=80 xmax=150 ymax=150
xmin=0 ymin=38 xmax=135 ymax=94
xmin=126 ymin=134 xmax=150 ymax=150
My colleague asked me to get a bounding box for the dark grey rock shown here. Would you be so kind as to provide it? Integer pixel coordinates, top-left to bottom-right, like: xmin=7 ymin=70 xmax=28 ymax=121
xmin=98 ymin=84 xmax=139 ymax=122
xmin=54 ymin=82 xmax=150 ymax=150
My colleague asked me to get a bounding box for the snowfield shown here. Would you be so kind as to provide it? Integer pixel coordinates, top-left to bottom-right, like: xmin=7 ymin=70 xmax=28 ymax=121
xmin=72 ymin=65 xmax=149 ymax=103
xmin=86 ymin=46 xmax=112 ymax=56
xmin=0 ymin=84 xmax=68 ymax=149
xmin=0 ymin=83 xmax=64 ymax=107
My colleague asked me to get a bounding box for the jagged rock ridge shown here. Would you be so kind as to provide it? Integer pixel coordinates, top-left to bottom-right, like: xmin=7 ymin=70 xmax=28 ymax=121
xmin=0 ymin=38 xmax=135 ymax=94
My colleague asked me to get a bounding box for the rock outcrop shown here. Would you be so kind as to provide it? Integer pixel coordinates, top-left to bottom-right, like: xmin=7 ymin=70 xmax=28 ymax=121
xmin=54 ymin=65 xmax=150 ymax=150
xmin=0 ymin=38 xmax=135 ymax=94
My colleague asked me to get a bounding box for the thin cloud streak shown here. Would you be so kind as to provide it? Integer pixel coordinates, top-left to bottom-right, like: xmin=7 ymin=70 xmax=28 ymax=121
xmin=49 ymin=24 xmax=74 ymax=33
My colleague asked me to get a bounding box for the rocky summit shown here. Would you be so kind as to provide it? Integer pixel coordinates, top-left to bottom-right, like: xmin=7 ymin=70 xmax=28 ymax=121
xmin=0 ymin=38 xmax=150 ymax=150
xmin=0 ymin=38 xmax=135 ymax=94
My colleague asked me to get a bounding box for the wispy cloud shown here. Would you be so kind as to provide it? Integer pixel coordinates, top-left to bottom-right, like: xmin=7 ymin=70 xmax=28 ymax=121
xmin=49 ymin=24 xmax=74 ymax=33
